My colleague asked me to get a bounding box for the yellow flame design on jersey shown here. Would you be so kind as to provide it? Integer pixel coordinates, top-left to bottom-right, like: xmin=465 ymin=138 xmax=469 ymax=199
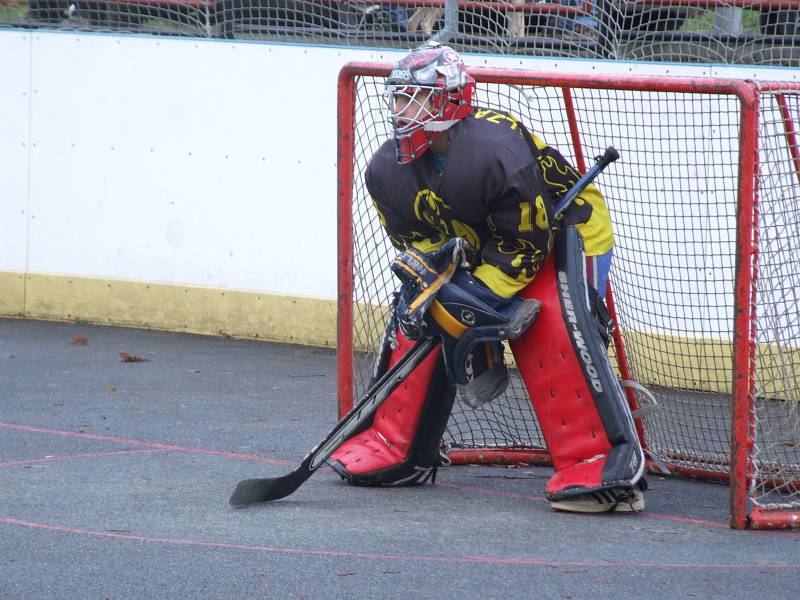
xmin=413 ymin=189 xmax=481 ymax=250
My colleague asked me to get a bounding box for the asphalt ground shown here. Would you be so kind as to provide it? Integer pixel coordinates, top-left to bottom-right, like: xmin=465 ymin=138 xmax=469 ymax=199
xmin=1 ymin=318 xmax=799 ymax=600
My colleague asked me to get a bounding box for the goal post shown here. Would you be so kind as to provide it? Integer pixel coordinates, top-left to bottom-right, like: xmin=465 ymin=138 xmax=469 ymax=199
xmin=336 ymin=63 xmax=800 ymax=530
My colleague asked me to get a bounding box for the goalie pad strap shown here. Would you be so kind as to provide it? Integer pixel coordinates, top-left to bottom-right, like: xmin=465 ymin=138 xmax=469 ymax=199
xmin=511 ymin=227 xmax=644 ymax=499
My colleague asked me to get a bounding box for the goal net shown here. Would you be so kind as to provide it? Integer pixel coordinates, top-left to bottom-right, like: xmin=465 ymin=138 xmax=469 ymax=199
xmin=7 ymin=0 xmax=797 ymax=67
xmin=336 ymin=64 xmax=800 ymax=529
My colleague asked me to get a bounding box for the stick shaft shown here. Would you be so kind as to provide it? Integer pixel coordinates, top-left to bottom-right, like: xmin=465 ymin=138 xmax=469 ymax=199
xmin=309 ymin=336 xmax=438 ymax=469
xmin=553 ymin=146 xmax=619 ymax=219
xmin=229 ymin=336 xmax=438 ymax=505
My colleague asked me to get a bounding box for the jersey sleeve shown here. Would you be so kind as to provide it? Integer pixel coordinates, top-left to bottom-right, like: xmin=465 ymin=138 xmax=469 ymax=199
xmin=474 ymin=163 xmax=554 ymax=298
xmin=531 ymin=133 xmax=614 ymax=257
xmin=365 ymin=156 xmax=446 ymax=254
xmin=369 ymin=195 xmax=446 ymax=253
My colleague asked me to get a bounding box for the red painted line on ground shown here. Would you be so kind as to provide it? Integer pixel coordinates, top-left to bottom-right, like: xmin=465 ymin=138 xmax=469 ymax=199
xmin=441 ymin=482 xmax=732 ymax=529
xmin=644 ymin=513 xmax=731 ymax=530
xmin=3 ymin=421 xmax=796 ymax=534
xmin=0 ymin=422 xmax=293 ymax=466
xmin=0 ymin=448 xmax=164 ymax=468
xmin=1 ymin=516 xmax=797 ymax=569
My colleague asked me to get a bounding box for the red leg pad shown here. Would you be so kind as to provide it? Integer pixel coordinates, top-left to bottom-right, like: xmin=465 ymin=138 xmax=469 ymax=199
xmin=511 ymin=254 xmax=612 ymax=477
xmin=511 ymin=227 xmax=645 ymax=500
xmin=545 ymin=455 xmax=606 ymax=496
xmin=331 ymin=330 xmax=443 ymax=476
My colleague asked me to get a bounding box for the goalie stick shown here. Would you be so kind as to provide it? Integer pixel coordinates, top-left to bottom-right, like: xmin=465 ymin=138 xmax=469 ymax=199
xmin=554 ymin=146 xmax=619 ymax=220
xmin=228 ymin=146 xmax=620 ymax=507
xmin=229 ymin=336 xmax=438 ymax=506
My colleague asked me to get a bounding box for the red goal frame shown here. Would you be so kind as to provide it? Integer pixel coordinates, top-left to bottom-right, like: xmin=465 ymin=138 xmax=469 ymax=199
xmin=336 ymin=62 xmax=800 ymax=530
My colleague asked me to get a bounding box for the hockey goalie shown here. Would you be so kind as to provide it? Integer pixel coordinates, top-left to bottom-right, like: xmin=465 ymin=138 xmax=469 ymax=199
xmin=328 ymin=42 xmax=647 ymax=513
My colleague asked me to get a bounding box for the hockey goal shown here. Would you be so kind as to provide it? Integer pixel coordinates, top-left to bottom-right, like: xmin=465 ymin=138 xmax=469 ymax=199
xmin=336 ymin=63 xmax=800 ymax=530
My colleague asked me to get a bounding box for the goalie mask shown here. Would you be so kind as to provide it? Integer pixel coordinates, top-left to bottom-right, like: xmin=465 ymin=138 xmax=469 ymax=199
xmin=385 ymin=42 xmax=475 ymax=164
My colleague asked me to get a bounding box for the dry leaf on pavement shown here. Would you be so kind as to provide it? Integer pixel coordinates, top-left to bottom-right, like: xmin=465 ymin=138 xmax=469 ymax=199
xmin=119 ymin=352 xmax=151 ymax=363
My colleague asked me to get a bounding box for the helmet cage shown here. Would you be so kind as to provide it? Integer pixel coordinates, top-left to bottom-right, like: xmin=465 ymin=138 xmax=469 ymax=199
xmin=384 ymin=85 xmax=444 ymax=164
xmin=383 ymin=43 xmax=475 ymax=164
xmin=384 ymin=85 xmax=441 ymax=137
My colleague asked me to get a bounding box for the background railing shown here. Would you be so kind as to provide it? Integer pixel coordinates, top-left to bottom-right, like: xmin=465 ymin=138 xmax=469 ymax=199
xmin=1 ymin=0 xmax=798 ymax=65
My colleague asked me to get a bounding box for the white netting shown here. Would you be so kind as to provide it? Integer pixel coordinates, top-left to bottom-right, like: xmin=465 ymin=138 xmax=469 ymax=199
xmin=2 ymin=0 xmax=799 ymax=66
xmin=751 ymin=90 xmax=800 ymax=510
xmin=344 ymin=71 xmax=800 ymax=522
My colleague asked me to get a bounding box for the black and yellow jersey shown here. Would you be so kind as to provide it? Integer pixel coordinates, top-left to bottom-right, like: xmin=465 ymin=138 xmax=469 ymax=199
xmin=365 ymin=108 xmax=614 ymax=297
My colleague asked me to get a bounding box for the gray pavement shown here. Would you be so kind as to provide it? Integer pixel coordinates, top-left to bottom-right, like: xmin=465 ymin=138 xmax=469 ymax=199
xmin=1 ymin=318 xmax=798 ymax=600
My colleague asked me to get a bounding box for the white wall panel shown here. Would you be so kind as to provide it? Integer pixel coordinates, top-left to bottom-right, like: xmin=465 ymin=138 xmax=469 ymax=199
xmin=0 ymin=29 xmax=796 ymax=302
xmin=25 ymin=35 xmax=346 ymax=297
xmin=0 ymin=32 xmax=31 ymax=272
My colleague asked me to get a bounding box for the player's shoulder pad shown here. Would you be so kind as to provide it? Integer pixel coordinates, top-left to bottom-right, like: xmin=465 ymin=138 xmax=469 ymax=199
xmin=455 ymin=110 xmax=535 ymax=170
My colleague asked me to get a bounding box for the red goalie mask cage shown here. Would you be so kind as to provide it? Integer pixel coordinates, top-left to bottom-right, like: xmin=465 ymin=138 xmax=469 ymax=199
xmin=336 ymin=63 xmax=800 ymax=530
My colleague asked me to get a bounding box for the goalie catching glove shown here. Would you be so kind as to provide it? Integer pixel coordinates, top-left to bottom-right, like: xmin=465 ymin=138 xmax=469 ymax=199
xmin=328 ymin=239 xmax=541 ymax=486
xmin=392 ymin=239 xmax=541 ymax=407
xmin=389 ymin=237 xmax=474 ymax=340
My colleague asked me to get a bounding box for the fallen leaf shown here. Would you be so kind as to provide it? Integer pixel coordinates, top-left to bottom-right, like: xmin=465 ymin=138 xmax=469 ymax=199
xmin=105 ymin=386 xmax=118 ymax=393
xmin=119 ymin=352 xmax=150 ymax=363
xmin=69 ymin=334 xmax=90 ymax=346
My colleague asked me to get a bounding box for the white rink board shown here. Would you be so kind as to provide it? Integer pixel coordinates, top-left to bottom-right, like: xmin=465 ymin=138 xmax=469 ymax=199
xmin=23 ymin=33 xmax=341 ymax=297
xmin=0 ymin=29 xmax=797 ymax=302
xmin=0 ymin=32 xmax=32 ymax=273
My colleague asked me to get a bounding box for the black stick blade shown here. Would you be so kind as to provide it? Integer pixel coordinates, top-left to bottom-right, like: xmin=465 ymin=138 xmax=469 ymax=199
xmin=229 ymin=471 xmax=307 ymax=507
xmin=227 ymin=338 xmax=437 ymax=508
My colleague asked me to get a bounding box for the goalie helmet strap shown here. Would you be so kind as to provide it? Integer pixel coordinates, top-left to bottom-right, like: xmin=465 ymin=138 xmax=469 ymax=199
xmin=510 ymin=226 xmax=644 ymax=500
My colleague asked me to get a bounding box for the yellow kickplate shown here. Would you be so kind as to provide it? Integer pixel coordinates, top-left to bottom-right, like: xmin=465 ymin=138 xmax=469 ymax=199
xmin=0 ymin=271 xmax=337 ymax=348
